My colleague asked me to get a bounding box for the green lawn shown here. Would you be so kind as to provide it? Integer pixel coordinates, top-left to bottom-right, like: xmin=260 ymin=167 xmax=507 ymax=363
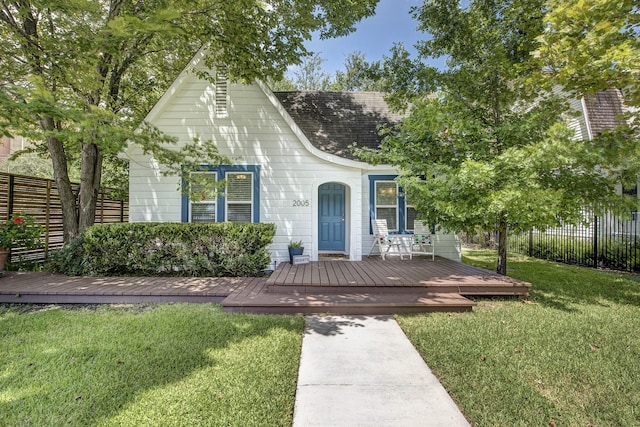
xmin=398 ymin=250 xmax=640 ymax=426
xmin=0 ymin=303 xmax=304 ymax=427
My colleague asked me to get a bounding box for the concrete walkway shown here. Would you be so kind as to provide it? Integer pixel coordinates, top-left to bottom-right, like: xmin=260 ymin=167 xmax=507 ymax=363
xmin=293 ymin=315 xmax=470 ymax=427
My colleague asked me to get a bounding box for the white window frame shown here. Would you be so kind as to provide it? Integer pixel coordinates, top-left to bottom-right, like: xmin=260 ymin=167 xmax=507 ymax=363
xmin=225 ymin=172 xmax=254 ymax=223
xmin=375 ymin=181 xmax=399 ymax=231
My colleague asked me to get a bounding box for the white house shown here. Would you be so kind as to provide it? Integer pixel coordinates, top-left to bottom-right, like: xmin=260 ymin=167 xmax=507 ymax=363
xmin=125 ymin=50 xmax=462 ymax=264
xmin=550 ymin=87 xmax=639 ymax=238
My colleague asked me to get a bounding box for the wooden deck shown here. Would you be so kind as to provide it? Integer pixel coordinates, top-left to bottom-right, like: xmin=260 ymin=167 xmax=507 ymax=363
xmin=0 ymin=272 xmax=249 ymax=304
xmin=0 ymin=257 xmax=530 ymax=315
xmin=266 ymin=256 xmax=530 ymax=296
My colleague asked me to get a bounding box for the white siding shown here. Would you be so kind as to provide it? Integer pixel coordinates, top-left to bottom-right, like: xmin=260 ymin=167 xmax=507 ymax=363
xmin=128 ymin=77 xmax=364 ymax=263
xmin=553 ymin=85 xmax=591 ymax=141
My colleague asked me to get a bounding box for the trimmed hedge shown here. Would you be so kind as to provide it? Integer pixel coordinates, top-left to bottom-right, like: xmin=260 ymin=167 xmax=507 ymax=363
xmin=48 ymin=222 xmax=275 ymax=277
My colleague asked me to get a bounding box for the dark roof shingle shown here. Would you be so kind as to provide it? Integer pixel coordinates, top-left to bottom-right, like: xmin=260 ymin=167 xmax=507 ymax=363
xmin=273 ymin=91 xmax=402 ymax=160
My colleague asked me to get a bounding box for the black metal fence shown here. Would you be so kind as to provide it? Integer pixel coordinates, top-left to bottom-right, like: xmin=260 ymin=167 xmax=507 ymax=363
xmin=508 ymin=210 xmax=640 ymax=273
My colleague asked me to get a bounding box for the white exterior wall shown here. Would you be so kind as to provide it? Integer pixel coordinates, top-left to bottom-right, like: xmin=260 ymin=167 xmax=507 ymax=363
xmin=127 ymin=75 xmax=365 ymax=263
xmin=552 ymin=85 xmax=591 ymax=141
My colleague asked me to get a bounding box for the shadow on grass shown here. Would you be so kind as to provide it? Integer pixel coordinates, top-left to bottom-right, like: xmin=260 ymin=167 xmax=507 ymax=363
xmin=0 ymin=303 xmax=303 ymax=426
xmin=463 ymin=250 xmax=640 ymax=311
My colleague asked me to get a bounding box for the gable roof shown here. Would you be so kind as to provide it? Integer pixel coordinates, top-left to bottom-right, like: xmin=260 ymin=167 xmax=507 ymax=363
xmin=273 ymin=91 xmax=402 ymax=160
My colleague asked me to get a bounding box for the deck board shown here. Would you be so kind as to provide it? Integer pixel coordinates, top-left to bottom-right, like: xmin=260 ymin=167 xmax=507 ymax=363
xmin=0 ymin=272 xmax=241 ymax=304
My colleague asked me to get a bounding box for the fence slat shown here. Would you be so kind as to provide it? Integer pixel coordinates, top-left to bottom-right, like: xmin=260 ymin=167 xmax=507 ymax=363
xmin=0 ymin=172 xmax=128 ymax=264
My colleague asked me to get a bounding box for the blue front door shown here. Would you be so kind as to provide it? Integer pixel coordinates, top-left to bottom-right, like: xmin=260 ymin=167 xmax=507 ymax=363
xmin=318 ymin=183 xmax=345 ymax=251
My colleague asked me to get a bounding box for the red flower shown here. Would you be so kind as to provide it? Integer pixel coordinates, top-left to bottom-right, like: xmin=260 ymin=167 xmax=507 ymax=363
xmin=12 ymin=217 xmax=24 ymax=224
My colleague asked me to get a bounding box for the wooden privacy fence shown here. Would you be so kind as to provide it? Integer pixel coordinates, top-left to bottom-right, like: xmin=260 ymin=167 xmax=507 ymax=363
xmin=0 ymin=172 xmax=128 ymax=263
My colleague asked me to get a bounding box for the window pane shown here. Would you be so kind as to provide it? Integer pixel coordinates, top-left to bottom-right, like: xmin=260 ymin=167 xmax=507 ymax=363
xmin=190 ymin=172 xmax=217 ymax=201
xmin=191 ymin=203 xmax=216 ymax=222
xmin=227 ymin=204 xmax=251 ymax=223
xmin=376 ymin=207 xmax=397 ymax=230
xmin=376 ymin=182 xmax=397 ymax=205
xmin=406 ymin=206 xmax=417 ymax=231
xmin=226 ymin=173 xmax=252 ymax=202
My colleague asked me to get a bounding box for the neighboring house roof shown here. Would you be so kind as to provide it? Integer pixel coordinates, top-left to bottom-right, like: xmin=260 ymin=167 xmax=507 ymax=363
xmin=583 ymin=88 xmax=626 ymax=136
xmin=273 ymin=91 xmax=402 ymax=160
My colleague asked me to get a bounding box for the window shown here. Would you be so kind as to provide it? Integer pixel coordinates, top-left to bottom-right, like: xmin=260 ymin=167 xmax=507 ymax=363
xmin=369 ymin=175 xmax=419 ymax=234
xmin=623 ymin=183 xmax=638 ymax=197
xmin=225 ymin=172 xmax=253 ymax=222
xmin=189 ymin=172 xmax=217 ymax=222
xmin=182 ymin=166 xmax=260 ymax=223
xmin=405 ymin=202 xmax=418 ymax=231
xmin=375 ymin=181 xmax=398 ymax=230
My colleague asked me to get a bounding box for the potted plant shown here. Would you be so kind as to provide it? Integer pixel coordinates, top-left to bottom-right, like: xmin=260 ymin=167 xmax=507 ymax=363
xmin=288 ymin=240 xmax=304 ymax=264
xmin=0 ymin=214 xmax=44 ymax=273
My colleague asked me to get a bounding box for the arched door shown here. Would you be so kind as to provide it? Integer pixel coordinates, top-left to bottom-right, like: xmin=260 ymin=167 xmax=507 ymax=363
xmin=318 ymin=183 xmax=345 ymax=251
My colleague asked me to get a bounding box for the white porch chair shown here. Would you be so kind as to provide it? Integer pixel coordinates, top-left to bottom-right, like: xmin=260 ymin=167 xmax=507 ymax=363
xmin=368 ymin=219 xmax=411 ymax=260
xmin=411 ymin=221 xmax=435 ymax=260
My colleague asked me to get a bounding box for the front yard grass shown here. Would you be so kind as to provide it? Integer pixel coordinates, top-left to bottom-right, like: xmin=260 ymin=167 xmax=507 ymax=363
xmin=398 ymin=250 xmax=640 ymax=427
xmin=0 ymin=303 xmax=304 ymax=426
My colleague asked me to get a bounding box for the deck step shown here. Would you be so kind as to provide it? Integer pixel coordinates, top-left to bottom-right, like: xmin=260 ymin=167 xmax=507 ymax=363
xmin=221 ymin=282 xmax=476 ymax=315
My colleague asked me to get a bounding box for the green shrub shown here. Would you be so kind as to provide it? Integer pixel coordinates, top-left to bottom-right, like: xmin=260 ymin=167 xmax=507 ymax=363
xmin=48 ymin=222 xmax=275 ymax=277
xmin=46 ymin=235 xmax=88 ymax=276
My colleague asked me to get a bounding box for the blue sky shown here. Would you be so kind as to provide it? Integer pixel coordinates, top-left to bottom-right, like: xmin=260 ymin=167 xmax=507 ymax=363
xmin=290 ymin=0 xmax=438 ymax=77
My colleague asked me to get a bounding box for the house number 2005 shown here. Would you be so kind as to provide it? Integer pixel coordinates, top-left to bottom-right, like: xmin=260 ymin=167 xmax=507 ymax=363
xmin=292 ymin=200 xmax=310 ymax=207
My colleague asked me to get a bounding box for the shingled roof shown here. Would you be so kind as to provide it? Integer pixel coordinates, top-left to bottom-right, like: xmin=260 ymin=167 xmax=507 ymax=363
xmin=584 ymin=88 xmax=626 ymax=136
xmin=273 ymin=91 xmax=402 ymax=160
xmin=273 ymin=89 xmax=626 ymax=159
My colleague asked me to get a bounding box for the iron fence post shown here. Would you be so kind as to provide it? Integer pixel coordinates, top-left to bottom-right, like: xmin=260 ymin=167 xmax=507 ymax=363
xmin=593 ymin=215 xmax=598 ymax=268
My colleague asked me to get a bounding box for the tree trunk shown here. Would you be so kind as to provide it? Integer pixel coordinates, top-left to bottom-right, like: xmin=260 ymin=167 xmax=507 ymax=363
xmin=496 ymin=220 xmax=508 ymax=276
xmin=43 ymin=117 xmax=79 ymax=243
xmin=78 ymin=143 xmax=103 ymax=233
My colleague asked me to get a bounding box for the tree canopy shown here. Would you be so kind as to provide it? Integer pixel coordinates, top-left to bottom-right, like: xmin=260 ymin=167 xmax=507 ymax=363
xmin=0 ymin=0 xmax=379 ymax=241
xmin=536 ymin=0 xmax=640 ymax=182
xmin=269 ymin=51 xmax=384 ymax=92
xmin=357 ymin=0 xmax=635 ymax=275
xmin=536 ymin=0 xmax=639 ymax=112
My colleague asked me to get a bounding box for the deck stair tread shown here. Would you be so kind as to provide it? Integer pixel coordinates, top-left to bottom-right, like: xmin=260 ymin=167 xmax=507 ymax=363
xmin=221 ymin=281 xmax=476 ymax=315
